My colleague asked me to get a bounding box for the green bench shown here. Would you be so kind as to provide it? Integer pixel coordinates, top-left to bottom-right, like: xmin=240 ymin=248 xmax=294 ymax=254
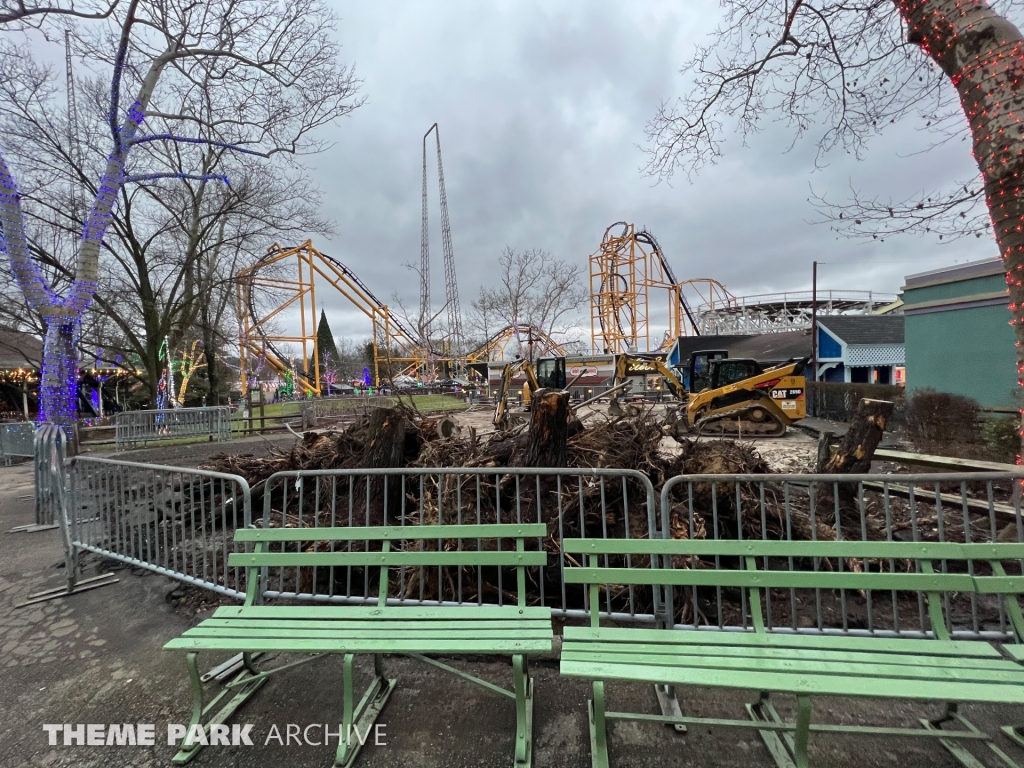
xmin=561 ymin=538 xmax=1024 ymax=768
xmin=164 ymin=523 xmax=551 ymax=767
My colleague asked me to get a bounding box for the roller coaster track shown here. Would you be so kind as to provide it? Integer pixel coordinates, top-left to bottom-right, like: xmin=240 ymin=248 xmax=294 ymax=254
xmin=236 ymin=241 xmax=427 ymax=393
xmin=591 ymin=222 xmax=700 ymax=355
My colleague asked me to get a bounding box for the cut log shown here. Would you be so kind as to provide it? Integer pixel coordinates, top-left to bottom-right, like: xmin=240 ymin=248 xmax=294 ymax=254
xmin=818 ymin=399 xmax=894 ymax=474
xmin=522 ymin=388 xmax=570 ymax=467
xmin=418 ymin=415 xmax=459 ymax=441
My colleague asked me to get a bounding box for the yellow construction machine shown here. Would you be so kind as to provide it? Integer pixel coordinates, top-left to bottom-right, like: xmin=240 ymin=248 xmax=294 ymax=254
xmin=492 ymin=357 xmax=567 ymax=430
xmin=613 ymin=353 xmax=687 ymax=400
xmin=684 ymin=356 xmax=808 ymax=437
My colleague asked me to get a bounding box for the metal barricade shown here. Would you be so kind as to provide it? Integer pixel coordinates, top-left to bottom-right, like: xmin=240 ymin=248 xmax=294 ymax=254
xmin=257 ymin=467 xmax=659 ymax=622
xmin=34 ymin=423 xmax=66 ymax=526
xmin=1 ymin=421 xmax=36 ymax=465
xmin=659 ymin=471 xmax=1024 ymax=639
xmin=114 ymin=406 xmax=232 ymax=451
xmin=66 ymin=456 xmax=251 ymax=598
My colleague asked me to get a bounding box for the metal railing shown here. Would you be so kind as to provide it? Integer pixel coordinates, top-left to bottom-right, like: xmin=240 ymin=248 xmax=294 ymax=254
xmin=660 ymin=472 xmax=1024 ymax=640
xmin=1 ymin=421 xmax=36 ymax=465
xmin=66 ymin=456 xmax=251 ymax=598
xmin=34 ymin=424 xmax=66 ymax=526
xmin=114 ymin=406 xmax=232 ymax=451
xmin=255 ymin=467 xmax=659 ymax=621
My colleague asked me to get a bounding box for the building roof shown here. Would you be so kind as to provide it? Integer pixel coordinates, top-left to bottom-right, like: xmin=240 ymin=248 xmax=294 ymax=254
xmin=729 ymin=330 xmax=812 ymax=362
xmin=668 ymin=334 xmax=755 ymax=365
xmin=903 ymin=258 xmax=1002 ymax=289
xmin=818 ymin=315 xmax=904 ymax=345
xmin=0 ymin=328 xmax=42 ymax=370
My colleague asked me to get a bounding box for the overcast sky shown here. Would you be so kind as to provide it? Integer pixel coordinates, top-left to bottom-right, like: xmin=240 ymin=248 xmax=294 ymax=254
xmin=303 ymin=0 xmax=997 ymax=345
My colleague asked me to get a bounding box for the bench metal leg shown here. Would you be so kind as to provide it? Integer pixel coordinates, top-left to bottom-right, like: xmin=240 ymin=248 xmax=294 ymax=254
xmin=513 ymin=654 xmax=535 ymax=768
xmin=747 ymin=691 xmax=798 ymax=768
xmin=1002 ymin=724 xmax=1024 ymax=750
xmin=922 ymin=703 xmax=1022 ymax=768
xmin=793 ymin=695 xmax=811 ymax=768
xmin=172 ymin=652 xmax=267 ymax=764
xmin=588 ymin=681 xmax=610 ymax=768
xmin=334 ymin=653 xmax=396 ymax=768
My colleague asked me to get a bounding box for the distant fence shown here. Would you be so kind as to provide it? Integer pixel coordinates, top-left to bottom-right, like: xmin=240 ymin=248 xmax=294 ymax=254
xmin=0 ymin=421 xmax=35 ymax=465
xmin=660 ymin=471 xmax=1023 ymax=639
xmin=806 ymin=382 xmax=905 ymax=423
xmin=114 ymin=406 xmax=232 ymax=450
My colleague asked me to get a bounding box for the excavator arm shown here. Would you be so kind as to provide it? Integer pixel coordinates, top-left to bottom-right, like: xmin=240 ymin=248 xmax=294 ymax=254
xmin=492 ymin=360 xmax=540 ymax=430
xmin=614 ymin=354 xmax=688 ymax=401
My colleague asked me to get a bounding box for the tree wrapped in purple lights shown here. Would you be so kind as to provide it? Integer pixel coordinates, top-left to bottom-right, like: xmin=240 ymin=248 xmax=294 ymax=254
xmin=0 ymin=0 xmax=360 ymax=432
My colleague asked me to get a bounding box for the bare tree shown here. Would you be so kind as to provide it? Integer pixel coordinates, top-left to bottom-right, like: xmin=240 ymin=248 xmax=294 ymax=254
xmin=466 ymin=247 xmax=588 ymax=349
xmin=646 ymin=0 xmax=1024 ymax=447
xmin=0 ymin=0 xmax=362 ymax=427
xmin=0 ymin=0 xmax=118 ymax=26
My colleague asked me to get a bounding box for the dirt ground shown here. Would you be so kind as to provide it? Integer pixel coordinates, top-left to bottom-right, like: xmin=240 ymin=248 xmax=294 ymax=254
xmin=3 ymin=426 xmax=1023 ymax=767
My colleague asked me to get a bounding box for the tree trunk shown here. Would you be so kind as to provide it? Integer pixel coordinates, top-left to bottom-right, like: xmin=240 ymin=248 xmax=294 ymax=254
xmin=817 ymin=399 xmax=894 ymax=474
xmin=522 ymin=388 xmax=570 ymax=467
xmin=39 ymin=319 xmax=80 ymax=434
xmin=895 ymin=0 xmax=1024 ymax=460
xmin=360 ymin=407 xmax=410 ymax=469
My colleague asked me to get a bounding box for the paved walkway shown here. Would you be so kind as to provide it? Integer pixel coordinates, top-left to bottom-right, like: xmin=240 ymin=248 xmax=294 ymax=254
xmin=2 ymin=461 xmax=1023 ymax=767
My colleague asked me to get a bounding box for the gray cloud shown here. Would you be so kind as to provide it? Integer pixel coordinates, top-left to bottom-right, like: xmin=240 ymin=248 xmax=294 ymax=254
xmin=282 ymin=1 xmax=1000 ymax=343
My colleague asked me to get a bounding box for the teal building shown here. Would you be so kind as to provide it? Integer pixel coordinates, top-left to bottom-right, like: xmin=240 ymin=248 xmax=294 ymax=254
xmin=901 ymin=258 xmax=1016 ymax=409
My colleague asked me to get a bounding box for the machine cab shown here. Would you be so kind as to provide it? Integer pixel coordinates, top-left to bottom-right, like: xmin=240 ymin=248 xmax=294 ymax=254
xmin=535 ymin=357 xmax=566 ymax=390
xmin=709 ymin=358 xmax=763 ymax=389
xmin=687 ymin=349 xmax=729 ymax=392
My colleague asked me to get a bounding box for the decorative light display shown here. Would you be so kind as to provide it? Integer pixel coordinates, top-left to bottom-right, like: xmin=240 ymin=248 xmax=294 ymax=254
xmin=174 ymin=340 xmax=206 ymax=406
xmin=895 ymin=0 xmax=1024 ymax=463
xmin=1 ymin=37 xmax=269 ymax=433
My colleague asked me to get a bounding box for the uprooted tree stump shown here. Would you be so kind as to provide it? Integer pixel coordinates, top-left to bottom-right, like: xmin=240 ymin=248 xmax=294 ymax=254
xmin=817 ymin=398 xmax=894 ymax=474
xmin=522 ymin=388 xmax=570 ymax=467
xmin=816 ymin=398 xmax=895 ymax=515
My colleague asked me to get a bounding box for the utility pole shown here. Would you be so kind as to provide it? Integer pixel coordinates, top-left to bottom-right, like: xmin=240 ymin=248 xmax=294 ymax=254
xmin=810 ymin=261 xmax=818 ymax=386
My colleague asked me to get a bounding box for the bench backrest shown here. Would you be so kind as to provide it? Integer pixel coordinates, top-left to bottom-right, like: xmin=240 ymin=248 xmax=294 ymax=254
xmin=562 ymin=538 xmax=1024 ymax=640
xmin=230 ymin=523 xmax=548 ymax=608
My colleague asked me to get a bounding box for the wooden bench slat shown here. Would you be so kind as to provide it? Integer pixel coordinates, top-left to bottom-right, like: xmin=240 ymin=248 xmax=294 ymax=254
xmin=562 ymin=627 xmax=1002 ymax=657
xmin=560 ymin=649 xmax=1024 ymax=685
xmin=214 ymin=605 xmax=551 ymax=620
xmin=199 ymin=618 xmax=551 ymax=631
xmin=562 ymin=640 xmax=1023 ymax=672
xmin=562 ymin=538 xmax=969 ymax=559
xmin=563 ymin=567 xmax=975 ymax=591
xmin=183 ymin=626 xmax=554 ymax=640
xmin=559 ymin=660 xmax=1024 ymax=704
xmin=165 ymin=637 xmax=552 ymax=653
xmin=228 ymin=551 xmax=547 ymax=568
xmin=961 ymin=543 xmax=1024 ymax=559
xmin=235 ymin=523 xmax=547 ymax=542
xmin=973 ymin=575 xmax=1024 ymax=594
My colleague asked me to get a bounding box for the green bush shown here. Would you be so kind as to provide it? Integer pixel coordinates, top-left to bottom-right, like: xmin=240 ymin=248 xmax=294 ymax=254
xmin=905 ymin=388 xmax=982 ymax=448
xmin=981 ymin=415 xmax=1020 ymax=463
